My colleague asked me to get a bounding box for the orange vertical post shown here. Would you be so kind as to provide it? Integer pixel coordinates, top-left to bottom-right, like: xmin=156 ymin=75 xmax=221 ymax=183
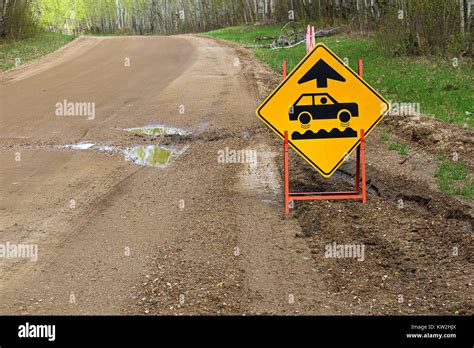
xmin=355 ymin=147 xmax=360 ymax=192
xmin=356 ymin=59 xmax=363 ymax=193
xmin=360 ymin=129 xmax=367 ymax=203
xmin=284 ymin=131 xmax=290 ymax=215
xmin=282 ymin=59 xmax=287 ymax=79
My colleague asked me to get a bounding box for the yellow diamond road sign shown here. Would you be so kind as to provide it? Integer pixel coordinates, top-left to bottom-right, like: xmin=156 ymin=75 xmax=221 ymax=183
xmin=257 ymin=43 xmax=390 ymax=178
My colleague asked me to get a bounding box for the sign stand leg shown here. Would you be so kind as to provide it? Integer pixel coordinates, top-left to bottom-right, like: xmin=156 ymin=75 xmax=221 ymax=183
xmin=284 ymin=131 xmax=290 ymax=215
xmin=360 ymin=129 xmax=367 ymax=203
xmin=357 ymin=58 xmax=365 ymax=201
xmin=355 ymin=146 xmax=360 ymax=192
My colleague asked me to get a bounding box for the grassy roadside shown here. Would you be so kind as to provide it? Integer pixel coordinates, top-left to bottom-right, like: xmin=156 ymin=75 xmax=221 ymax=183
xmin=0 ymin=32 xmax=75 ymax=72
xmin=435 ymin=155 xmax=474 ymax=199
xmin=205 ymin=25 xmax=473 ymax=128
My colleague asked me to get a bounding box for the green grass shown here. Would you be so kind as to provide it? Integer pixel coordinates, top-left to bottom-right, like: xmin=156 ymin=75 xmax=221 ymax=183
xmin=388 ymin=141 xmax=409 ymax=156
xmin=205 ymin=25 xmax=473 ymax=127
xmin=380 ymin=128 xmax=390 ymax=142
xmin=204 ymin=25 xmax=283 ymax=44
xmin=0 ymin=31 xmax=75 ymax=72
xmin=83 ymin=32 xmax=123 ymax=37
xmin=435 ymin=156 xmax=473 ymax=199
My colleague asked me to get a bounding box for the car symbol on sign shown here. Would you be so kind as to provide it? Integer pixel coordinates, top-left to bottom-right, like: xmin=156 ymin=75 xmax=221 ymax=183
xmin=289 ymin=93 xmax=359 ymax=128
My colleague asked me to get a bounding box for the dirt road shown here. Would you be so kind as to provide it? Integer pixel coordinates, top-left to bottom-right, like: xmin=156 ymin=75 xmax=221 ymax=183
xmin=0 ymin=35 xmax=472 ymax=315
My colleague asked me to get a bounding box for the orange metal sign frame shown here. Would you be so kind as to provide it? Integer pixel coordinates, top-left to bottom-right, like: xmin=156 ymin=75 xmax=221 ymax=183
xmin=282 ymin=58 xmax=367 ymax=215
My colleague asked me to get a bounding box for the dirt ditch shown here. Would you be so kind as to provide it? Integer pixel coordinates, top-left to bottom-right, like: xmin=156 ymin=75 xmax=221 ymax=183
xmin=285 ymin=144 xmax=473 ymax=315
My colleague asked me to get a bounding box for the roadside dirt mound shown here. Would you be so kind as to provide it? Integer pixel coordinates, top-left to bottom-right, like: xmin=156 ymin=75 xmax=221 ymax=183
xmin=384 ymin=115 xmax=474 ymax=168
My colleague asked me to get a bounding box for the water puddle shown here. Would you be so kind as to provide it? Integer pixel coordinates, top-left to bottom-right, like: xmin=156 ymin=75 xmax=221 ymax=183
xmin=124 ymin=125 xmax=190 ymax=136
xmin=63 ymin=142 xmax=95 ymax=150
xmin=124 ymin=145 xmax=183 ymax=167
xmin=60 ymin=142 xmax=186 ymax=168
xmin=56 ymin=125 xmax=191 ymax=167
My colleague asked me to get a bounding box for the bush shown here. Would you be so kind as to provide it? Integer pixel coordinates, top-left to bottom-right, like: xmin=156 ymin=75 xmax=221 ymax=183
xmin=1 ymin=0 xmax=39 ymax=40
xmin=376 ymin=0 xmax=466 ymax=56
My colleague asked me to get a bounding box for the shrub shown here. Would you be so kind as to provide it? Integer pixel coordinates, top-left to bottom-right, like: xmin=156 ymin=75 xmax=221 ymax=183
xmin=376 ymin=0 xmax=466 ymax=57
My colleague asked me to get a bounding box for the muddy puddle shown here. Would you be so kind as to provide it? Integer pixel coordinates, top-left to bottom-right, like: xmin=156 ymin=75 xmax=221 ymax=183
xmin=125 ymin=145 xmax=185 ymax=167
xmin=56 ymin=124 xmax=191 ymax=167
xmin=63 ymin=142 xmax=95 ymax=150
xmin=124 ymin=125 xmax=190 ymax=136
xmin=62 ymin=142 xmax=187 ymax=168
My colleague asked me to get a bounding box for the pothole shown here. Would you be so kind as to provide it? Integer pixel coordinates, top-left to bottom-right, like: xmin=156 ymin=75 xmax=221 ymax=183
xmin=61 ymin=142 xmax=187 ymax=168
xmin=63 ymin=142 xmax=95 ymax=150
xmin=124 ymin=145 xmax=186 ymax=167
xmin=124 ymin=125 xmax=190 ymax=136
xmin=57 ymin=125 xmax=191 ymax=167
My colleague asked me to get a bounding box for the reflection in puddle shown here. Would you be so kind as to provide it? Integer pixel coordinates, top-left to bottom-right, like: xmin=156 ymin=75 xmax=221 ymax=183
xmin=60 ymin=125 xmax=189 ymax=168
xmin=62 ymin=142 xmax=186 ymax=168
xmin=125 ymin=145 xmax=181 ymax=167
xmin=125 ymin=125 xmax=190 ymax=136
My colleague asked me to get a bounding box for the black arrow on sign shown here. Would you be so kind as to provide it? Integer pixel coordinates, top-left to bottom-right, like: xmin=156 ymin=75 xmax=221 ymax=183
xmin=298 ymin=58 xmax=346 ymax=88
